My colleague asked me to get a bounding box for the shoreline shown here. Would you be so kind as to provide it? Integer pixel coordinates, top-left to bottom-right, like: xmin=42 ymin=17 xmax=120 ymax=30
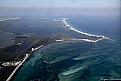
xmin=5 ymin=34 xmax=74 ymax=81
xmin=6 ymin=45 xmax=43 ymax=81
xmin=62 ymin=18 xmax=109 ymax=42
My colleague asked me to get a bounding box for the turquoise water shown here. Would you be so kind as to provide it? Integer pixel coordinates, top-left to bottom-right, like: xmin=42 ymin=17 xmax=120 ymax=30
xmin=13 ymin=39 xmax=121 ymax=81
xmin=12 ymin=12 xmax=121 ymax=81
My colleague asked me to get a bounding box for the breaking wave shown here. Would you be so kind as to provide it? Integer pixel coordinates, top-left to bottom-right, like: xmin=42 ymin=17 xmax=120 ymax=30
xmin=62 ymin=18 xmax=109 ymax=42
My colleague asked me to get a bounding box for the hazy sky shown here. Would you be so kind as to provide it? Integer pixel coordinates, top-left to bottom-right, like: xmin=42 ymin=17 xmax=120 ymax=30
xmin=0 ymin=0 xmax=120 ymax=9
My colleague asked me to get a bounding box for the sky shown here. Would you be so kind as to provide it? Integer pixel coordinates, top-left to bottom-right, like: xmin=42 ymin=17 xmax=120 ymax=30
xmin=0 ymin=0 xmax=120 ymax=9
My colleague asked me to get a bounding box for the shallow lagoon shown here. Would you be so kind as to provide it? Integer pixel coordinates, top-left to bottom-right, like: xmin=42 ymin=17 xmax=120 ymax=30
xmin=13 ymin=39 xmax=121 ymax=81
xmin=12 ymin=11 xmax=121 ymax=81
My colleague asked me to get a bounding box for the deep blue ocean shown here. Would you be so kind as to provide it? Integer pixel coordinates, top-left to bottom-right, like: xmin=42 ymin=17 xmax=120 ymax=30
xmin=67 ymin=13 xmax=120 ymax=39
xmin=11 ymin=10 xmax=121 ymax=81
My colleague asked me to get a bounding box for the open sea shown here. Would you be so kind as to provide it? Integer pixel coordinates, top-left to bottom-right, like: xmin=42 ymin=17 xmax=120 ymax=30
xmin=12 ymin=10 xmax=121 ymax=81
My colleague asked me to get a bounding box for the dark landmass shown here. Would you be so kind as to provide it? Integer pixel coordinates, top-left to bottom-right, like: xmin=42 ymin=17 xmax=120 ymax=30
xmin=0 ymin=17 xmax=110 ymax=81
xmin=14 ymin=36 xmax=28 ymax=38
xmin=0 ymin=45 xmax=20 ymax=62
xmin=0 ymin=66 xmax=15 ymax=81
xmin=0 ymin=32 xmax=72 ymax=81
xmin=0 ymin=21 xmax=101 ymax=81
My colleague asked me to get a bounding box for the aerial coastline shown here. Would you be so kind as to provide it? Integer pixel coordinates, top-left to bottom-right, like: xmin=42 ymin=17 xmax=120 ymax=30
xmin=3 ymin=34 xmax=74 ymax=81
xmin=0 ymin=15 xmax=120 ymax=81
xmin=62 ymin=18 xmax=109 ymax=42
xmin=0 ymin=0 xmax=120 ymax=80
xmin=6 ymin=45 xmax=43 ymax=81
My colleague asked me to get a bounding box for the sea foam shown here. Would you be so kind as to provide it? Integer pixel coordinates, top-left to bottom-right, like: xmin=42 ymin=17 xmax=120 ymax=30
xmin=62 ymin=18 xmax=109 ymax=42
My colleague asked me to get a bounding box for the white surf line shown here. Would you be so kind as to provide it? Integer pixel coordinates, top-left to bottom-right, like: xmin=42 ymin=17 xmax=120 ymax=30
xmin=62 ymin=18 xmax=110 ymax=42
xmin=6 ymin=54 xmax=29 ymax=81
xmin=0 ymin=17 xmax=20 ymax=22
xmin=32 ymin=45 xmax=43 ymax=51
xmin=53 ymin=19 xmax=62 ymax=21
xmin=6 ymin=45 xmax=43 ymax=81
